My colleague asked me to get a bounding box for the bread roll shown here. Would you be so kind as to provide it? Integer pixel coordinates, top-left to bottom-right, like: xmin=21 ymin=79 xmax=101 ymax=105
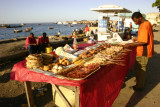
xmin=43 ymin=66 xmax=50 ymax=71
xmin=72 ymin=56 xmax=82 ymax=63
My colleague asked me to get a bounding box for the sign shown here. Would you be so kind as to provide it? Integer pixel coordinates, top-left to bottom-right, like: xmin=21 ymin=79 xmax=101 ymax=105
xmin=98 ymin=16 xmax=109 ymax=33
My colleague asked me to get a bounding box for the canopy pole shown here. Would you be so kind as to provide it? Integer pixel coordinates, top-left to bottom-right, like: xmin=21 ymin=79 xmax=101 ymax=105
xmin=118 ymin=13 xmax=119 ymax=32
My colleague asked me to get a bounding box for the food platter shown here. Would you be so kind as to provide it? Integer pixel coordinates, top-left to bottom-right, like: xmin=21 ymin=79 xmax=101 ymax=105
xmin=30 ymin=66 xmax=101 ymax=81
xmin=27 ymin=42 xmax=131 ymax=81
xmin=54 ymin=66 xmax=101 ymax=81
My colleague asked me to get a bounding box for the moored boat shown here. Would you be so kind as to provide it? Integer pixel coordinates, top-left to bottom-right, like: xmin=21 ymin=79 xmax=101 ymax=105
xmin=14 ymin=29 xmax=22 ymax=33
xmin=48 ymin=27 xmax=54 ymax=29
xmin=25 ymin=28 xmax=31 ymax=32
xmin=25 ymin=27 xmax=33 ymax=32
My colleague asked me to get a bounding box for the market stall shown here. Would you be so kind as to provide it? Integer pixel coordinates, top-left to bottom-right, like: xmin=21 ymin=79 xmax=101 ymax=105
xmin=90 ymin=4 xmax=132 ymax=41
xmin=11 ymin=42 xmax=136 ymax=107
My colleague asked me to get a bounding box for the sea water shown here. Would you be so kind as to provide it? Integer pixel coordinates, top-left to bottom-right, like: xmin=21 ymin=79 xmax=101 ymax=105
xmin=0 ymin=23 xmax=85 ymax=40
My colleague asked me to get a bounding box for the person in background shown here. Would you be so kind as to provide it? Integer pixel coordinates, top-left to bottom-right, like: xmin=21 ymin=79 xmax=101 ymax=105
xmin=78 ymin=28 xmax=83 ymax=34
xmin=85 ymin=24 xmax=90 ymax=37
xmin=129 ymin=12 xmax=154 ymax=91
xmin=37 ymin=32 xmax=49 ymax=53
xmin=90 ymin=30 xmax=94 ymax=36
xmin=25 ymin=33 xmax=37 ymax=54
xmin=129 ymin=22 xmax=132 ymax=30
xmin=113 ymin=21 xmax=118 ymax=32
xmin=71 ymin=29 xmax=76 ymax=36
xmin=127 ymin=22 xmax=133 ymax=39
xmin=57 ymin=30 xmax=61 ymax=35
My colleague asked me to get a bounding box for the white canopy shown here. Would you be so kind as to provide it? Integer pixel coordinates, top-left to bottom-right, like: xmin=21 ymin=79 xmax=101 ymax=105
xmin=90 ymin=4 xmax=132 ymax=13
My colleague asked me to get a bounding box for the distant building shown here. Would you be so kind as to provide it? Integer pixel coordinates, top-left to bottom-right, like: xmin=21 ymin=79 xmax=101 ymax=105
xmin=146 ymin=12 xmax=160 ymax=25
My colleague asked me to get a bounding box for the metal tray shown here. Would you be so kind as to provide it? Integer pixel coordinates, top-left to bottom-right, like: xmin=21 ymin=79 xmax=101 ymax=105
xmin=54 ymin=67 xmax=101 ymax=81
xmin=30 ymin=66 xmax=101 ymax=81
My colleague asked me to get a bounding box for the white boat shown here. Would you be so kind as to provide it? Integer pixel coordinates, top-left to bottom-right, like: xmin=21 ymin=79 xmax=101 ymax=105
xmin=14 ymin=29 xmax=22 ymax=33
xmin=72 ymin=22 xmax=77 ymax=25
xmin=57 ymin=21 xmax=63 ymax=24
xmin=25 ymin=27 xmax=33 ymax=32
xmin=21 ymin=23 xmax=25 ymax=25
xmin=25 ymin=28 xmax=30 ymax=32
xmin=63 ymin=22 xmax=68 ymax=25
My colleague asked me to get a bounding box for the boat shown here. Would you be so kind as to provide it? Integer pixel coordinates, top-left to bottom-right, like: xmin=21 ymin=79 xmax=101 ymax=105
xmin=72 ymin=22 xmax=77 ymax=25
xmin=25 ymin=27 xmax=33 ymax=32
xmin=63 ymin=22 xmax=68 ymax=26
xmin=21 ymin=23 xmax=25 ymax=26
xmin=57 ymin=21 xmax=63 ymax=24
xmin=14 ymin=29 xmax=22 ymax=33
xmin=69 ymin=24 xmax=73 ymax=27
xmin=48 ymin=27 xmax=54 ymax=29
xmin=28 ymin=27 xmax=33 ymax=29
xmin=25 ymin=28 xmax=31 ymax=32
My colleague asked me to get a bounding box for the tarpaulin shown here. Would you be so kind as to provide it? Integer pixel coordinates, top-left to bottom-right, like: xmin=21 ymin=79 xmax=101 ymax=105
xmin=11 ymin=43 xmax=136 ymax=107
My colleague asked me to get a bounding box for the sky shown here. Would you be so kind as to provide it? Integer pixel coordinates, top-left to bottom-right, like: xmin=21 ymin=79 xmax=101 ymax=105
xmin=0 ymin=0 xmax=159 ymax=24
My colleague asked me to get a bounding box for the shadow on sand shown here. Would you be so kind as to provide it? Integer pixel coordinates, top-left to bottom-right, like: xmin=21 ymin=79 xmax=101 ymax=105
xmin=0 ymin=72 xmax=10 ymax=83
xmin=154 ymin=40 xmax=160 ymax=45
xmin=153 ymin=29 xmax=159 ymax=32
xmin=122 ymin=52 xmax=160 ymax=107
xmin=0 ymin=84 xmax=53 ymax=107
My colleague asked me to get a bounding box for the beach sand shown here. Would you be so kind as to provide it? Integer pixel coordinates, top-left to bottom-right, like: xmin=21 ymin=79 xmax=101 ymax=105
xmin=0 ymin=27 xmax=160 ymax=106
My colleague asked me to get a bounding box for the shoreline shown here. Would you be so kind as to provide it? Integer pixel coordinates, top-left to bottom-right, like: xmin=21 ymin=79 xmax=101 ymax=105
xmin=0 ymin=33 xmax=85 ymax=44
xmin=0 ymin=35 xmax=69 ymax=44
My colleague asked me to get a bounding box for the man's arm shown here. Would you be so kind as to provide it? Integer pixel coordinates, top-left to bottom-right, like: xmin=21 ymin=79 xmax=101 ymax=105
xmin=124 ymin=42 xmax=147 ymax=47
xmin=124 ymin=36 xmax=147 ymax=47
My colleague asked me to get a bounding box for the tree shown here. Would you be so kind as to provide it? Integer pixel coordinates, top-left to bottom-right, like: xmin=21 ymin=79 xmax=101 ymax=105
xmin=152 ymin=0 xmax=160 ymax=12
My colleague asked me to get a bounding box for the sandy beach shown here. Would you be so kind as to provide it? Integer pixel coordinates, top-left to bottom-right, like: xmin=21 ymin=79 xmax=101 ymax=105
xmin=0 ymin=26 xmax=160 ymax=107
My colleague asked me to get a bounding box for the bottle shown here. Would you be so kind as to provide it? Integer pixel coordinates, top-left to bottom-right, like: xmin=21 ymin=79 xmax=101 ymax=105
xmin=72 ymin=34 xmax=78 ymax=49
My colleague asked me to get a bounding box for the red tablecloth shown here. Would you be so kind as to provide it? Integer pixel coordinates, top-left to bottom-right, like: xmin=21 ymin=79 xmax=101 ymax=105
xmin=11 ymin=43 xmax=136 ymax=107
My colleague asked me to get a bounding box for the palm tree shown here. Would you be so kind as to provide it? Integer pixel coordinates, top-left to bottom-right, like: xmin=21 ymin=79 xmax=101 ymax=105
xmin=152 ymin=0 xmax=160 ymax=12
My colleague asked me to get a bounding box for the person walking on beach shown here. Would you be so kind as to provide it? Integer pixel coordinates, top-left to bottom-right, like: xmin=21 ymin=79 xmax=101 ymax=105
xmin=85 ymin=24 xmax=90 ymax=37
xmin=131 ymin=12 xmax=154 ymax=91
xmin=25 ymin=33 xmax=38 ymax=54
xmin=37 ymin=32 xmax=49 ymax=53
xmin=57 ymin=30 xmax=61 ymax=35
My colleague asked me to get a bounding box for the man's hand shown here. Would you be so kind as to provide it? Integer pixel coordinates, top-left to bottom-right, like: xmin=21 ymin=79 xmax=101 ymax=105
xmin=124 ymin=43 xmax=136 ymax=48
xmin=132 ymin=36 xmax=138 ymax=42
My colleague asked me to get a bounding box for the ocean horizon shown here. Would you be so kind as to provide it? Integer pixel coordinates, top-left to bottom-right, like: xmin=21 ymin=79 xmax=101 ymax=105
xmin=0 ymin=23 xmax=85 ymax=40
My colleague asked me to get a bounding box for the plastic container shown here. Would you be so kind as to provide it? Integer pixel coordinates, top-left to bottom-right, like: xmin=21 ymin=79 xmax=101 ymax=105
xmin=45 ymin=46 xmax=52 ymax=53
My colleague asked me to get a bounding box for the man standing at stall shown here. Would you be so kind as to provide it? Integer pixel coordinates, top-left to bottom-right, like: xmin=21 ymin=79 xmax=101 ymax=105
xmin=131 ymin=12 xmax=154 ymax=91
xmin=37 ymin=32 xmax=49 ymax=53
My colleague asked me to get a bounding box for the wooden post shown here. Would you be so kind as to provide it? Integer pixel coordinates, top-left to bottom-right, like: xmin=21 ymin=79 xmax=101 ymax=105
xmin=75 ymin=86 xmax=80 ymax=107
xmin=24 ymin=81 xmax=35 ymax=107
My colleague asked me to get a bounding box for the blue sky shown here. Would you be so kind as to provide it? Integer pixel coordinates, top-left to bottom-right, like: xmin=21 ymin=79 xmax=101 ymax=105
xmin=0 ymin=0 xmax=158 ymax=24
